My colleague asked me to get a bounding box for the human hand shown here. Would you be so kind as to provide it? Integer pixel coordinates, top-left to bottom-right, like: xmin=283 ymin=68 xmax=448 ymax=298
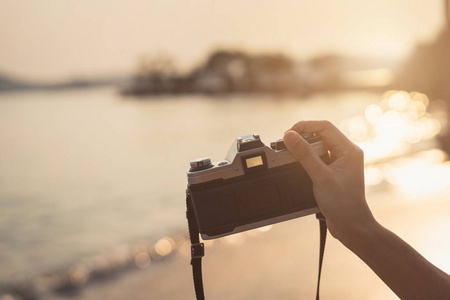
xmin=284 ymin=120 xmax=450 ymax=299
xmin=283 ymin=120 xmax=377 ymax=243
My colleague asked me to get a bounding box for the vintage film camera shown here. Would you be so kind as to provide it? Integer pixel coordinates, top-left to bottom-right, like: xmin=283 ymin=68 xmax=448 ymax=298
xmin=187 ymin=133 xmax=330 ymax=240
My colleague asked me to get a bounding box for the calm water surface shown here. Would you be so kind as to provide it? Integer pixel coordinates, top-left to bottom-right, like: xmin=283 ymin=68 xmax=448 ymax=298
xmin=0 ymin=88 xmax=379 ymax=282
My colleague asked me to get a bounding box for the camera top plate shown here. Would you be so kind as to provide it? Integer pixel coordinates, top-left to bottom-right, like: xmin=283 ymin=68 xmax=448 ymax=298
xmin=187 ymin=133 xmax=327 ymax=185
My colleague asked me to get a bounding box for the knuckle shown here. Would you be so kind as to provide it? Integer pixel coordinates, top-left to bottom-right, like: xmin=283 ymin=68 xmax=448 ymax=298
xmin=291 ymin=121 xmax=305 ymax=132
xmin=322 ymin=120 xmax=333 ymax=127
xmin=345 ymin=145 xmax=364 ymax=165
xmin=352 ymin=145 xmax=364 ymax=158
xmin=320 ymin=120 xmax=334 ymax=129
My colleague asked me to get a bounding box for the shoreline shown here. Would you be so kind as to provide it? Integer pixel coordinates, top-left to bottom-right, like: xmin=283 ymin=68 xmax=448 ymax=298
xmin=0 ymin=230 xmax=187 ymax=300
xmin=41 ymin=183 xmax=450 ymax=300
xmin=4 ymin=176 xmax=450 ymax=300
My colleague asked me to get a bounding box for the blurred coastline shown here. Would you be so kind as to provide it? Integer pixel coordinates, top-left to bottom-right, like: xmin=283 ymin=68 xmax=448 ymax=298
xmin=2 ymin=25 xmax=448 ymax=101
xmin=2 ymin=29 xmax=449 ymax=150
xmin=119 ymin=50 xmax=397 ymax=97
xmin=0 ymin=50 xmax=398 ymax=97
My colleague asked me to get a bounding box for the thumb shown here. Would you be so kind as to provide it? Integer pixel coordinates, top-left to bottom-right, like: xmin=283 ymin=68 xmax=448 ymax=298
xmin=283 ymin=130 xmax=328 ymax=182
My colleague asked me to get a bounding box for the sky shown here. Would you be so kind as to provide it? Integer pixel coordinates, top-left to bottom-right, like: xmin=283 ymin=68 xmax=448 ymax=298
xmin=0 ymin=0 xmax=446 ymax=82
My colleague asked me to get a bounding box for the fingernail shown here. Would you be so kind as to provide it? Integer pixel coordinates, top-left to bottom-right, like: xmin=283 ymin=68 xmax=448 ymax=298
xmin=283 ymin=131 xmax=300 ymax=146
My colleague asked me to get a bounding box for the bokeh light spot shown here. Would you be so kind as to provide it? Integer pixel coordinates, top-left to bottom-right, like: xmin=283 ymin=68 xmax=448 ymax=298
xmin=411 ymin=92 xmax=429 ymax=107
xmin=364 ymin=166 xmax=384 ymax=186
xmin=70 ymin=267 xmax=89 ymax=288
xmin=365 ymin=104 xmax=383 ymax=125
xmin=135 ymin=252 xmax=151 ymax=269
xmin=154 ymin=238 xmax=175 ymax=256
xmin=388 ymin=92 xmax=409 ymax=111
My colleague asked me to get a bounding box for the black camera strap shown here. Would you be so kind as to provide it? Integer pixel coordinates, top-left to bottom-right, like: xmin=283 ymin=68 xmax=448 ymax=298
xmin=316 ymin=213 xmax=327 ymax=300
xmin=186 ymin=190 xmax=206 ymax=300
xmin=186 ymin=190 xmax=327 ymax=300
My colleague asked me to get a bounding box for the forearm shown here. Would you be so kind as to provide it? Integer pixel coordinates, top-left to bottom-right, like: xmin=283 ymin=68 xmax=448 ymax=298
xmin=283 ymin=122 xmax=450 ymax=298
xmin=341 ymin=221 xmax=450 ymax=300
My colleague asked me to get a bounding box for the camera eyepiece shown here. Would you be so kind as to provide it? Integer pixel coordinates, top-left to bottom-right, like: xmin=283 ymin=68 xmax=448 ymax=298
xmin=237 ymin=134 xmax=264 ymax=152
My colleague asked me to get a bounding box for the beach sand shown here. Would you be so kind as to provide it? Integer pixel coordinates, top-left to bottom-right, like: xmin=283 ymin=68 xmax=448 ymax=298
xmin=45 ymin=184 xmax=450 ymax=300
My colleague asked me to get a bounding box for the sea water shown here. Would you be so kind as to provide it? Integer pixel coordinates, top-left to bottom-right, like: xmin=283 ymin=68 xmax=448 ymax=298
xmin=0 ymin=87 xmax=379 ymax=282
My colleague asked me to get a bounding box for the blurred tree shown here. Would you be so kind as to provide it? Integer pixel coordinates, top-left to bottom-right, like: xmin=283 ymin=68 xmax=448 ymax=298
xmin=131 ymin=53 xmax=177 ymax=94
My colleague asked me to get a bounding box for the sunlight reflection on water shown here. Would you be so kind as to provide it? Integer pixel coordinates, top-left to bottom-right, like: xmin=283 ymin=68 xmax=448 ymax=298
xmin=385 ymin=155 xmax=450 ymax=197
xmin=340 ymin=91 xmax=443 ymax=164
xmin=338 ymin=90 xmax=450 ymax=197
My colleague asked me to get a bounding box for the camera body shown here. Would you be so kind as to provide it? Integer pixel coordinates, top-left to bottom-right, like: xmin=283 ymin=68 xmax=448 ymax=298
xmin=187 ymin=133 xmax=329 ymax=240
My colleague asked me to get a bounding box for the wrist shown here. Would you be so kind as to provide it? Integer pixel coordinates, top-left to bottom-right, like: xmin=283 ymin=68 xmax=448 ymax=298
xmin=337 ymin=217 xmax=383 ymax=251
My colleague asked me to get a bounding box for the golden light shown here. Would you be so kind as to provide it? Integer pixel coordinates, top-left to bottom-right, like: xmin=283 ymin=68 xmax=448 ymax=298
xmin=134 ymin=252 xmax=151 ymax=269
xmin=221 ymin=232 xmax=245 ymax=246
xmin=388 ymin=91 xmax=410 ymax=111
xmin=411 ymin=100 xmax=427 ymax=117
xmin=154 ymin=238 xmax=175 ymax=256
xmin=246 ymin=229 xmax=262 ymax=237
xmin=70 ymin=267 xmax=90 ymax=288
xmin=202 ymin=239 xmax=215 ymax=248
xmin=417 ymin=117 xmax=441 ymax=139
xmin=349 ymin=91 xmax=444 ymax=164
xmin=176 ymin=239 xmax=191 ymax=258
xmin=419 ymin=149 xmax=447 ymax=163
xmin=364 ymin=166 xmax=384 ymax=187
xmin=410 ymin=92 xmax=429 ymax=107
xmin=348 ymin=116 xmax=369 ymax=141
xmin=385 ymin=151 xmax=450 ymax=198
xmin=422 ymin=219 xmax=450 ymax=274
xmin=404 ymin=126 xmax=423 ymax=144
xmin=378 ymin=110 xmax=408 ymax=139
xmin=365 ymin=104 xmax=383 ymax=125
xmin=341 ymin=69 xmax=394 ymax=88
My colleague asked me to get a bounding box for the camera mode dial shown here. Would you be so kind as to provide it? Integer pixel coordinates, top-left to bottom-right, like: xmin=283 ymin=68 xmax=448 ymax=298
xmin=190 ymin=157 xmax=214 ymax=172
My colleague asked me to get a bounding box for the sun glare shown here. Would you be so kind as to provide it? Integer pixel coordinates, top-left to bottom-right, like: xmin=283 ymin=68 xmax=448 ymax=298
xmin=344 ymin=91 xmax=450 ymax=196
xmin=341 ymin=91 xmax=443 ymax=165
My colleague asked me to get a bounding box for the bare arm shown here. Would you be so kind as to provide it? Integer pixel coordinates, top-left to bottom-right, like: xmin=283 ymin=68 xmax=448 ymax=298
xmin=345 ymin=222 xmax=450 ymax=300
xmin=283 ymin=120 xmax=450 ymax=300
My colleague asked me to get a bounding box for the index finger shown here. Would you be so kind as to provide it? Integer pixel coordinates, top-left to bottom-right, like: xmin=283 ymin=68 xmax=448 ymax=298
xmin=290 ymin=120 xmax=354 ymax=153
